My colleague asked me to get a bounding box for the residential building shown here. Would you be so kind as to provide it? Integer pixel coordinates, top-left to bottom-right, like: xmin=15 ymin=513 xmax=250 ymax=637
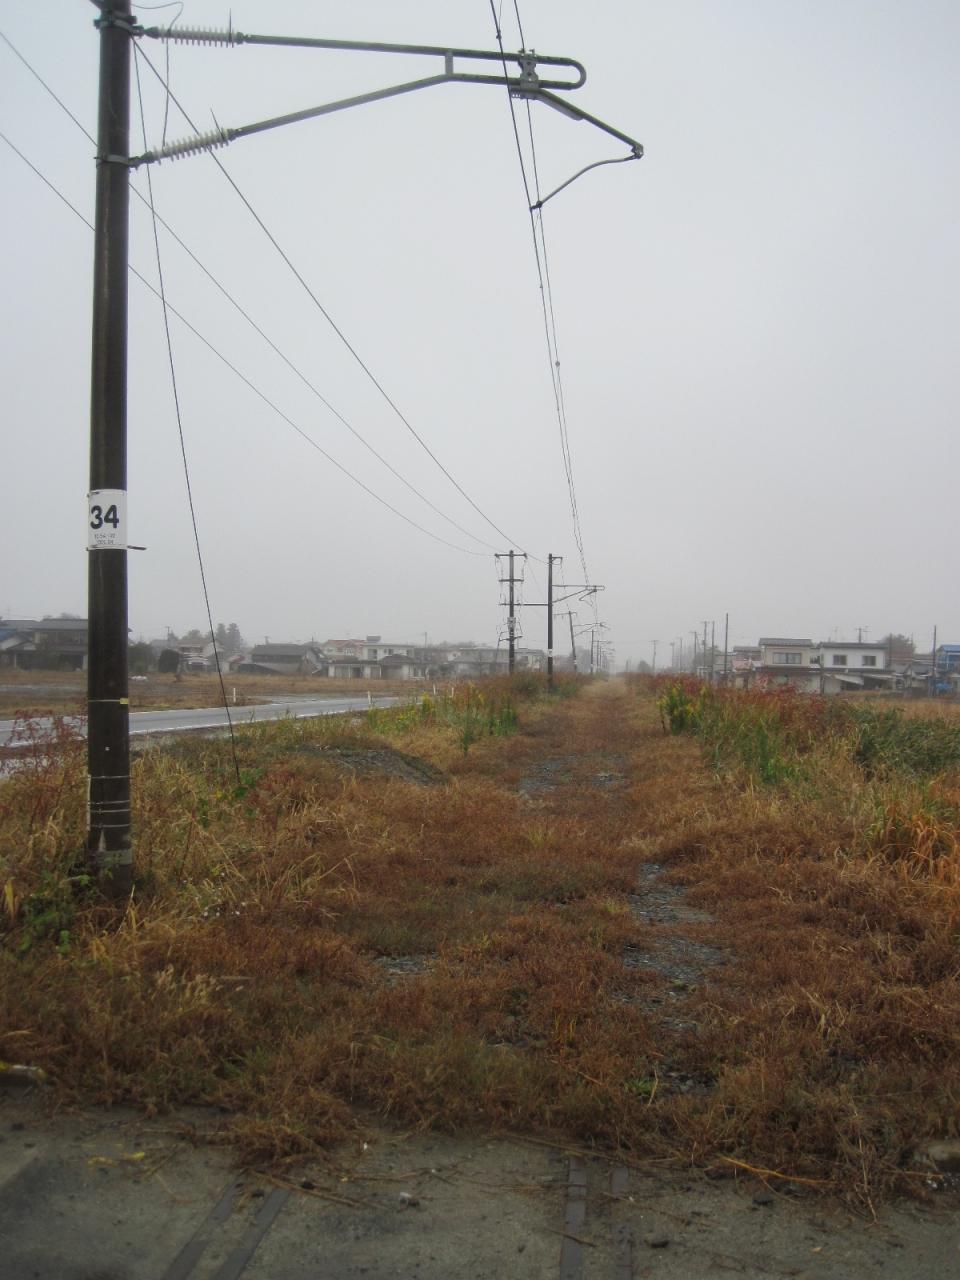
xmin=814 ymin=642 xmax=890 ymax=693
xmin=756 ymin=638 xmax=819 ymax=691
xmin=0 ymin=617 xmax=88 ymax=670
xmin=241 ymin=643 xmax=326 ymax=675
xmin=935 ymin=645 xmax=960 ymax=674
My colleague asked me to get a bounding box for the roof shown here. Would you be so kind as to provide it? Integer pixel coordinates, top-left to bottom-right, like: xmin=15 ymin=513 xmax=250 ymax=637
xmin=938 ymin=644 xmax=960 ymax=653
xmin=251 ymin=644 xmax=306 ymax=658
xmin=0 ymin=629 xmax=35 ymax=647
xmin=817 ymin=641 xmax=886 ymax=650
xmin=759 ymin=638 xmax=813 ymax=647
xmin=32 ymin=618 xmax=88 ymax=632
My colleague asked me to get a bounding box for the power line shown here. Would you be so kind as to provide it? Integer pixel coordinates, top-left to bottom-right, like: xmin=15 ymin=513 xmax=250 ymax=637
xmin=133 ymin=51 xmax=241 ymax=783
xmin=134 ymin=43 xmax=531 ymax=555
xmin=0 ymin=25 xmax=501 ymax=554
xmin=0 ymin=129 xmax=489 ymax=558
xmin=485 ymin=2 xmax=590 ymax=584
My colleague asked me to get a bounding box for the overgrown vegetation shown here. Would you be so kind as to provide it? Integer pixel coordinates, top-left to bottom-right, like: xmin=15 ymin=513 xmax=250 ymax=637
xmin=2 ymin=673 xmax=959 ymax=1207
xmin=366 ymin=679 xmax=519 ymax=754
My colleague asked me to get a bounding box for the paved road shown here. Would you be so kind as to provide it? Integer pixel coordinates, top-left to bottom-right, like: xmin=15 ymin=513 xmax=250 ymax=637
xmin=0 ymin=695 xmax=397 ymax=749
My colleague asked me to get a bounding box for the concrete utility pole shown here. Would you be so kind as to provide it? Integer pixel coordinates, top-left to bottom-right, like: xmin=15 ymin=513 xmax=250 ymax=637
xmin=509 ymin=550 xmax=516 ymax=674
xmin=547 ymin=553 xmax=554 ymax=690
xmin=87 ymin=0 xmax=134 ymax=896
xmin=723 ymin=612 xmax=729 ymax=682
xmin=702 ymin=621 xmax=708 ymax=680
xmin=710 ymin=620 xmax=715 ymax=683
xmin=497 ymin=551 xmax=525 ymax=674
xmin=932 ymin=625 xmax=938 ymax=698
xmin=651 ymin=640 xmax=658 ymax=676
xmin=568 ymin=612 xmax=578 ymax=671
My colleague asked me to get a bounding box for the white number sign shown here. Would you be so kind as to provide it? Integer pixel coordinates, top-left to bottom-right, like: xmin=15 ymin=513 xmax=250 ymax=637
xmin=87 ymin=489 xmax=127 ymax=550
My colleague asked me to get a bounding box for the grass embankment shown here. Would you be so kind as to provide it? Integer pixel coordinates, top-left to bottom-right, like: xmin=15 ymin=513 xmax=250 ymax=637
xmin=2 ymin=674 xmax=959 ymax=1206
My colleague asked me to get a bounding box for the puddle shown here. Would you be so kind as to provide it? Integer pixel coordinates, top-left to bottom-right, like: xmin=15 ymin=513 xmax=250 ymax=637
xmin=372 ymin=954 xmax=436 ymax=984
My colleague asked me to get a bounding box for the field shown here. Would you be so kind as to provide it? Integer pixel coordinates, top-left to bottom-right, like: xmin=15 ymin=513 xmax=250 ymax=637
xmin=1 ymin=674 xmax=959 ymax=1212
xmin=0 ymin=670 xmax=420 ymax=718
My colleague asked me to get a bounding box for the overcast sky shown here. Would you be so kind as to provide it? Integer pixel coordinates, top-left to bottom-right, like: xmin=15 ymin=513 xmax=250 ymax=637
xmin=2 ymin=1 xmax=958 ymax=666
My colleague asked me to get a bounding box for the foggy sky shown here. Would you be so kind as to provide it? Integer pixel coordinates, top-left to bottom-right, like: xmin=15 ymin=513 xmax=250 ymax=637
xmin=2 ymin=1 xmax=958 ymax=667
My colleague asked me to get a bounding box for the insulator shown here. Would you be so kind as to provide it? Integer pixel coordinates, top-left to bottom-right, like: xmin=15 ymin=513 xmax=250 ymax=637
xmin=150 ymin=128 xmax=234 ymax=163
xmin=160 ymin=26 xmax=240 ymax=47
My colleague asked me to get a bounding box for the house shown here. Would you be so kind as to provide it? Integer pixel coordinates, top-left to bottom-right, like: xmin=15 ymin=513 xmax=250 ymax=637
xmin=0 ymin=627 xmax=37 ymax=669
xmin=0 ymin=617 xmax=88 ymax=670
xmin=323 ymin=638 xmax=366 ymax=660
xmin=242 ymin=643 xmax=326 ymax=676
xmin=731 ymin=646 xmax=761 ymax=670
xmin=376 ymin=653 xmax=425 ymax=680
xmin=935 ymin=645 xmax=960 ymax=675
xmin=175 ymin=640 xmax=217 ymax=673
xmin=756 ymin=638 xmax=819 ymax=692
xmin=814 ymin=642 xmax=891 ymax=693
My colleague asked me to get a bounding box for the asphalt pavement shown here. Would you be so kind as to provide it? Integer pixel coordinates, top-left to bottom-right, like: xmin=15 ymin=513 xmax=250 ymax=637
xmin=0 ymin=695 xmax=397 ymax=749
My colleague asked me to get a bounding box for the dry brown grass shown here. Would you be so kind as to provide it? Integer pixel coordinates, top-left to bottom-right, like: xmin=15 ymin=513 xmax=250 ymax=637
xmin=2 ymin=678 xmax=958 ymax=1206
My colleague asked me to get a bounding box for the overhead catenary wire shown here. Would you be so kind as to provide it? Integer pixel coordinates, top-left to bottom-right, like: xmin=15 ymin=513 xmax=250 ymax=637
xmin=0 ymin=26 xmax=502 ymax=555
xmin=0 ymin=128 xmax=490 ymax=559
xmin=133 ymin=52 xmax=241 ymax=783
xmin=133 ymin=43 xmax=533 ymax=557
xmin=485 ymin=1 xmax=591 ymax=586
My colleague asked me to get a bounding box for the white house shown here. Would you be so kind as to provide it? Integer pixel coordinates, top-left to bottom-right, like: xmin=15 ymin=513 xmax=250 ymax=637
xmin=757 ymin=638 xmax=819 ymax=691
xmin=814 ymin=642 xmax=890 ymax=693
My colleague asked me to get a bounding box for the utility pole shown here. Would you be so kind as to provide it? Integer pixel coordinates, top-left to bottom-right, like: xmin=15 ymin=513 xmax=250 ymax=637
xmin=496 ymin=551 xmax=525 ymax=674
xmin=723 ymin=612 xmax=729 ymax=682
xmin=509 ymin=550 xmax=516 ymax=674
xmin=710 ymin=621 xmax=715 ymax=683
xmin=651 ymin=640 xmax=658 ymax=676
xmin=569 ymin=612 xmax=578 ymax=671
xmin=702 ymin=621 xmax=708 ymax=681
xmin=546 ymin=554 xmax=556 ymax=690
xmin=87 ymin=0 xmax=134 ymax=896
xmin=932 ymin=624 xmax=938 ymax=698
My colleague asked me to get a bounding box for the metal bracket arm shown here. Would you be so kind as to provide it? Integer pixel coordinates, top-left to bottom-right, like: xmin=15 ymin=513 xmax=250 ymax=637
xmin=142 ymin=27 xmax=586 ymax=92
xmin=130 ymin=26 xmax=599 ymax=166
xmin=524 ymin=88 xmax=644 ymax=155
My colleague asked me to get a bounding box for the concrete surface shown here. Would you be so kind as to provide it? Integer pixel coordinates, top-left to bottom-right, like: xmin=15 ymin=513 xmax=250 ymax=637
xmin=1 ymin=1092 xmax=958 ymax=1279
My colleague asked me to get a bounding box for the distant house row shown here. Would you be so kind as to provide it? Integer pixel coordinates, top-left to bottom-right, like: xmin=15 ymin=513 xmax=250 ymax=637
xmin=230 ymin=636 xmax=546 ymax=680
xmin=727 ymin=638 xmax=960 ymax=695
xmin=0 ymin=620 xmax=547 ymax=679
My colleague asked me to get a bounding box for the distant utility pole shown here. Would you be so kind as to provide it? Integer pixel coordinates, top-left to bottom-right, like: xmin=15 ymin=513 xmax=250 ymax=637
xmin=932 ymin=624 xmax=938 ymax=698
xmin=547 ymin=553 xmax=554 ymax=690
xmin=87 ymin=0 xmax=134 ymax=896
xmin=723 ymin=612 xmax=729 ymax=681
xmin=568 ymin=612 xmax=578 ymax=671
xmin=702 ymin=621 xmax=708 ymax=680
xmin=496 ymin=551 xmax=525 ymax=674
xmin=651 ymin=640 xmax=658 ymax=676
xmin=710 ymin=621 xmax=715 ymax=683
